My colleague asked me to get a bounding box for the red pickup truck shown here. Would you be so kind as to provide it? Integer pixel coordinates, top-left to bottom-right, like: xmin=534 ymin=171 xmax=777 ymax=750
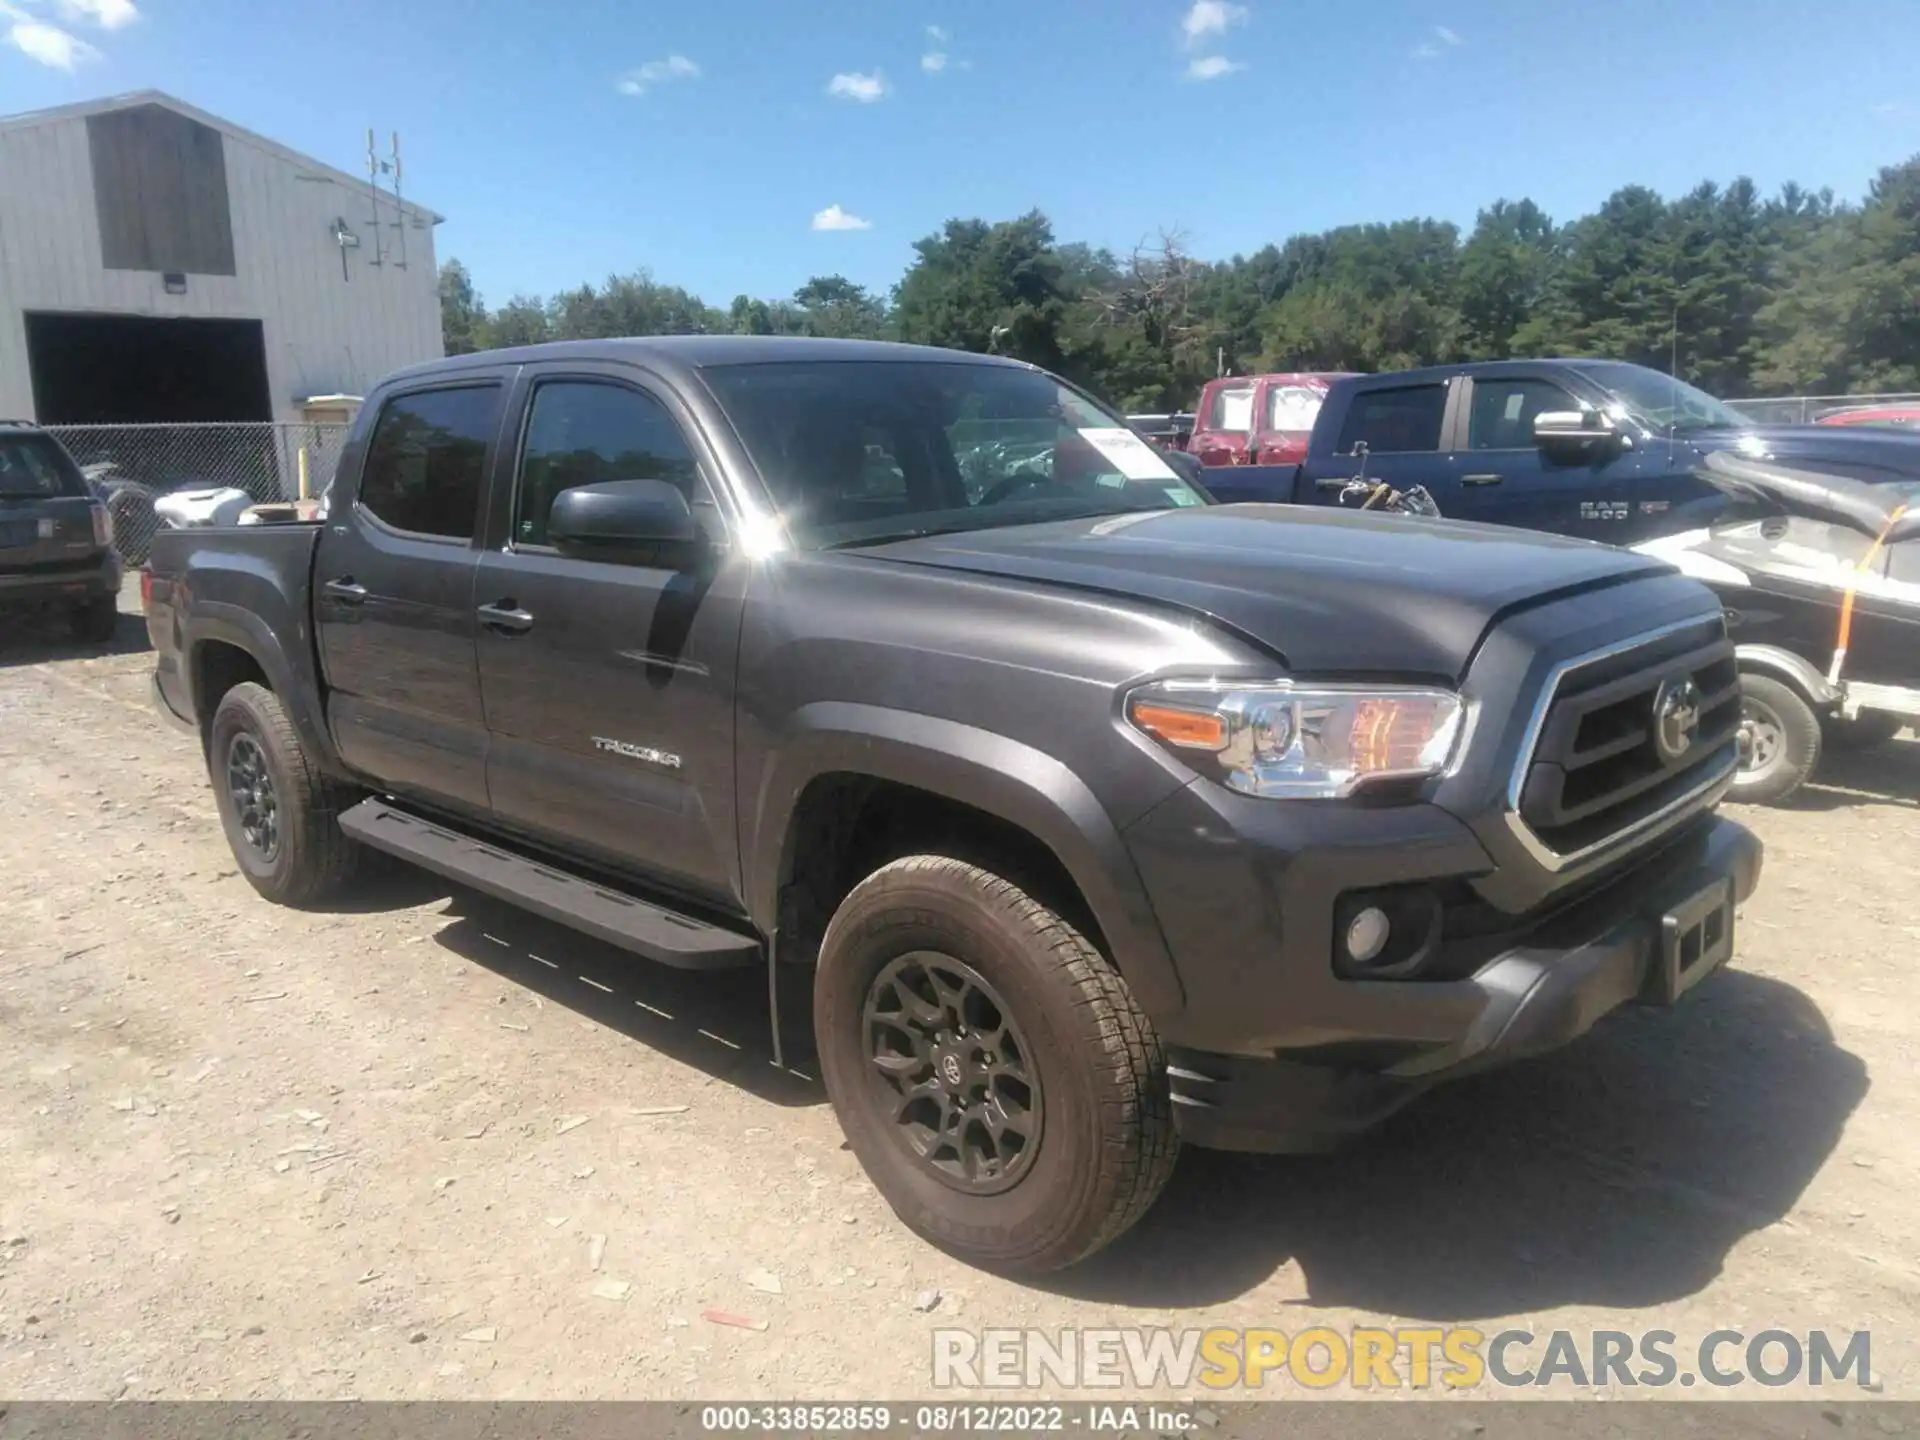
xmin=1187 ymin=371 xmax=1356 ymax=467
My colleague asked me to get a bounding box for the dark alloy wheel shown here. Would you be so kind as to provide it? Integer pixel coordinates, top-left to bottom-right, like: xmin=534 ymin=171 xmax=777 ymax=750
xmin=814 ymin=853 xmax=1178 ymax=1272
xmin=225 ymin=731 xmax=280 ymax=860
xmin=207 ymin=681 xmax=360 ymax=906
xmin=864 ymin=950 xmax=1043 ymax=1195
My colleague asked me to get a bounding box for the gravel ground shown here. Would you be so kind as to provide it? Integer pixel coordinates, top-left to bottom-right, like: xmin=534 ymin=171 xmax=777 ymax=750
xmin=1 ymin=591 xmax=1916 ymax=1404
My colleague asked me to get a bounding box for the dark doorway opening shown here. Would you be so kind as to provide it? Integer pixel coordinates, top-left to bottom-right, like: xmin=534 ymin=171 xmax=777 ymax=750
xmin=25 ymin=312 xmax=272 ymax=424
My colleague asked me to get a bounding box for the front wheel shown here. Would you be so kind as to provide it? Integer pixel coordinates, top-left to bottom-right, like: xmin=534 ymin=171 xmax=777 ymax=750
xmin=1732 ymin=674 xmax=1823 ymax=806
xmin=813 ymin=855 xmax=1178 ymax=1273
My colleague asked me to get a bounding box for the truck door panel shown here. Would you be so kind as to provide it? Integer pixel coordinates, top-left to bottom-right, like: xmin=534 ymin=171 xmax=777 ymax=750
xmin=1453 ymin=375 xmax=1642 ymax=538
xmin=475 ymin=372 xmax=745 ymax=909
xmin=1304 ymin=380 xmax=1462 ymax=509
xmin=315 ymin=383 xmax=501 ymax=815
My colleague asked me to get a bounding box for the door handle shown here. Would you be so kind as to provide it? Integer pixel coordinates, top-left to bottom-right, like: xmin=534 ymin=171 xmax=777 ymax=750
xmin=324 ymin=578 xmax=368 ymax=604
xmin=476 ymin=601 xmax=534 ymax=634
xmin=1462 ymin=473 xmax=1504 ymax=486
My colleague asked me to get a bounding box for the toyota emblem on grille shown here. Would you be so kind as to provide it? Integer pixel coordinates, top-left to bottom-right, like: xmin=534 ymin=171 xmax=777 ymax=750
xmin=1652 ymin=676 xmax=1703 ymax=761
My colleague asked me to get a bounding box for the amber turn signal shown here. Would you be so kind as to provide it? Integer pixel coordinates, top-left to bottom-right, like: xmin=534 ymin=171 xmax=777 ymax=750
xmin=1127 ymin=700 xmax=1227 ymax=750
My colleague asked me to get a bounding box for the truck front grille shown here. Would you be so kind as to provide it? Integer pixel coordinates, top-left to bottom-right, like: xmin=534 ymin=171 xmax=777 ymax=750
xmin=1509 ymin=615 xmax=1740 ymax=867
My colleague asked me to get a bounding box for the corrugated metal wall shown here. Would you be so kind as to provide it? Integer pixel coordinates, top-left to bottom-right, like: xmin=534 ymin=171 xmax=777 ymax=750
xmin=0 ymin=101 xmax=443 ymax=423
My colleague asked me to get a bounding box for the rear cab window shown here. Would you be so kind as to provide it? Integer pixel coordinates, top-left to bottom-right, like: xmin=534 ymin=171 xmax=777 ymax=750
xmin=0 ymin=432 xmax=89 ymax=499
xmin=356 ymin=386 xmax=502 ymax=540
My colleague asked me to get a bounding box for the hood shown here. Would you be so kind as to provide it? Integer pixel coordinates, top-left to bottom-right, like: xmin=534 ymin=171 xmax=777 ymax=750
xmin=1695 ymin=451 xmax=1920 ymax=542
xmin=855 ymin=505 xmax=1670 ymax=679
xmin=1683 ymin=424 xmax=1920 ymax=486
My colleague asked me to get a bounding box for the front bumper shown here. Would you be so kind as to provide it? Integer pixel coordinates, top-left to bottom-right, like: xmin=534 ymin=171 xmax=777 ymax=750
xmin=0 ymin=552 xmax=121 ymax=605
xmin=1157 ymin=815 xmax=1761 ymax=1153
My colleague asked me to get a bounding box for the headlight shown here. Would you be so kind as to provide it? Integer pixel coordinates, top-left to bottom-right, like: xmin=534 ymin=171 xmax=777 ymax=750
xmin=1126 ymin=680 xmax=1467 ymax=799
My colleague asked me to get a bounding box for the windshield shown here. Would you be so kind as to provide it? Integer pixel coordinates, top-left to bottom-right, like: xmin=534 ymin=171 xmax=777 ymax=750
xmin=0 ymin=435 xmax=86 ymax=500
xmin=1578 ymin=362 xmax=1755 ymax=434
xmin=700 ymin=360 xmax=1208 ymax=548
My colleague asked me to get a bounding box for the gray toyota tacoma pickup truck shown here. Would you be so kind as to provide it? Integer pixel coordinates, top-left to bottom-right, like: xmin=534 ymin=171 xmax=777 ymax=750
xmin=145 ymin=337 xmax=1763 ymax=1272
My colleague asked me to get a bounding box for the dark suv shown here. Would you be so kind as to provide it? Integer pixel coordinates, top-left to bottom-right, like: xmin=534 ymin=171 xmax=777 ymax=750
xmin=0 ymin=421 xmax=123 ymax=643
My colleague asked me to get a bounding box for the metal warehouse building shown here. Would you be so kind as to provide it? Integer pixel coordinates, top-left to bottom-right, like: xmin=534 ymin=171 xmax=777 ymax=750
xmin=0 ymin=90 xmax=443 ymax=427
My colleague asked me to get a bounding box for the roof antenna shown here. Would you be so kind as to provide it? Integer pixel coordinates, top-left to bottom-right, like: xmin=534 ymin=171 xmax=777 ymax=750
xmin=365 ymin=129 xmax=386 ymax=268
xmin=389 ymin=132 xmax=408 ymax=271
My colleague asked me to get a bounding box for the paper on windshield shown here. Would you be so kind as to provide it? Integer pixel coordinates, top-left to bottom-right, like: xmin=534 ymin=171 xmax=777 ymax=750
xmin=1076 ymin=427 xmax=1179 ymax=481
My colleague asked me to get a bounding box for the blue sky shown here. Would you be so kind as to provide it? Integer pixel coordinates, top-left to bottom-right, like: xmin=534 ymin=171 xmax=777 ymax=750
xmin=4 ymin=0 xmax=1918 ymax=309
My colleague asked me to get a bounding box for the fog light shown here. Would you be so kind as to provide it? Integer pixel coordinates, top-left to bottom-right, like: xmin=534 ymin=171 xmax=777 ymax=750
xmin=1345 ymin=906 xmax=1391 ymax=965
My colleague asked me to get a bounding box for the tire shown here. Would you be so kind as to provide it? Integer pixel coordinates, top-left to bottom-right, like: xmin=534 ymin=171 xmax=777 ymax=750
xmin=208 ymin=681 xmax=361 ymax=906
xmin=70 ymin=594 xmax=118 ymax=644
xmin=813 ymin=854 xmax=1178 ymax=1273
xmin=1733 ymin=673 xmax=1823 ymax=806
xmin=1822 ymin=710 xmax=1905 ymax=752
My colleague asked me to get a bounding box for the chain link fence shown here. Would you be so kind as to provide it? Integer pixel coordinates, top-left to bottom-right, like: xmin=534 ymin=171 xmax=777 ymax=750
xmin=1721 ymin=392 xmax=1920 ymax=426
xmin=44 ymin=422 xmax=350 ymax=566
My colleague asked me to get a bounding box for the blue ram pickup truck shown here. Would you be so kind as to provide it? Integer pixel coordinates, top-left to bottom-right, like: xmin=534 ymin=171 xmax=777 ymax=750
xmin=1199 ymin=359 xmax=1920 ymax=541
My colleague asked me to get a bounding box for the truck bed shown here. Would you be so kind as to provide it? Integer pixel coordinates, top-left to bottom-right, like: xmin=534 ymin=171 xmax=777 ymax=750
xmin=147 ymin=521 xmax=324 ymax=736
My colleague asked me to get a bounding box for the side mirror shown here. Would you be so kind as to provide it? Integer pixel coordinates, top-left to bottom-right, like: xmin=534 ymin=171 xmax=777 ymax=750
xmin=547 ymin=479 xmax=702 ymax=559
xmin=1534 ymin=409 xmax=1619 ymax=446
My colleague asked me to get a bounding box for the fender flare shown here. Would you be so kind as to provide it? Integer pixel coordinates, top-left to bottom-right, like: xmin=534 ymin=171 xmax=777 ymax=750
xmin=185 ymin=603 xmax=348 ymax=776
xmin=1736 ymin=643 xmax=1842 ymax=709
xmin=747 ymin=702 xmax=1187 ymax=1019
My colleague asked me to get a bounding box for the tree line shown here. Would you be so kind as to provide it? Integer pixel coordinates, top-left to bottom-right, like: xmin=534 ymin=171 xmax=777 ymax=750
xmin=439 ymin=155 xmax=1920 ymax=414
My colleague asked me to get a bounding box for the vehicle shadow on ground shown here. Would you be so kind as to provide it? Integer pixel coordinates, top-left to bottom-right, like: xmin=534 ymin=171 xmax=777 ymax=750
xmin=1048 ymin=968 xmax=1866 ymax=1317
xmin=0 ymin=606 xmax=150 ymax=669
xmin=427 ymin=887 xmax=824 ymax=1110
xmin=1787 ymin=734 xmax=1920 ymax=811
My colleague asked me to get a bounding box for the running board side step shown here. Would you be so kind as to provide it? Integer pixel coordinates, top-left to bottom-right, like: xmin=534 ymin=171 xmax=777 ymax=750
xmin=338 ymin=799 xmax=762 ymax=971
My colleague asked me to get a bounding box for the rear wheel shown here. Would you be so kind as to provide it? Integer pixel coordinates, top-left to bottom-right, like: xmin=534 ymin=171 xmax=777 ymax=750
xmin=209 ymin=681 xmax=360 ymax=906
xmin=813 ymin=854 xmax=1177 ymax=1273
xmin=70 ymin=594 xmax=118 ymax=644
xmin=1733 ymin=674 xmax=1823 ymax=806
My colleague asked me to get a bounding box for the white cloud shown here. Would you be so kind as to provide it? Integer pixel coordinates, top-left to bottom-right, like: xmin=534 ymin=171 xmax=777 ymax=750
xmin=1186 ymin=54 xmax=1243 ymax=80
xmin=617 ymin=54 xmax=700 ymax=96
xmin=1181 ymin=0 xmax=1247 ymax=47
xmin=927 ymin=24 xmax=948 ymax=42
xmin=827 ymin=70 xmax=888 ymax=102
xmin=1411 ymin=41 xmax=1440 ymax=59
xmin=921 ymin=51 xmax=947 ymax=72
xmin=1415 ymin=24 xmax=1463 ymax=58
xmin=811 ymin=204 xmax=871 ymax=232
xmin=56 ymin=0 xmax=137 ymax=29
xmin=5 ymin=15 xmax=99 ymax=68
xmin=1436 ymin=24 xmax=1463 ymax=45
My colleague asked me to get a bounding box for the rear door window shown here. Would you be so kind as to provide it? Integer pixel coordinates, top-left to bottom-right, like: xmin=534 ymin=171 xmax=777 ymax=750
xmin=1334 ymin=384 xmax=1448 ymax=454
xmin=357 ymin=386 xmax=501 ymax=540
xmin=1207 ymin=383 xmax=1256 ymax=433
